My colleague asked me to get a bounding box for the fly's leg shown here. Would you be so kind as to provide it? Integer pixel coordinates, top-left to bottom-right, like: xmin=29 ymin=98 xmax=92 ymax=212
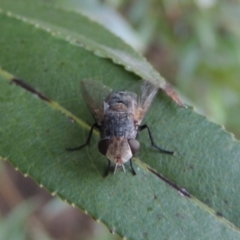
xmin=130 ymin=158 xmax=136 ymax=175
xmin=104 ymin=160 xmax=111 ymax=177
xmin=106 ymin=162 xmax=133 ymax=176
xmin=113 ymin=164 xmax=126 ymax=174
xmin=139 ymin=124 xmax=174 ymax=155
xmin=121 ymin=164 xmax=126 ymax=173
xmin=66 ymin=123 xmax=99 ymax=151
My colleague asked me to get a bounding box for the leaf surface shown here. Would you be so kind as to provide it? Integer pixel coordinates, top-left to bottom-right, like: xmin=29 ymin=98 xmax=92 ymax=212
xmin=0 ymin=1 xmax=240 ymax=239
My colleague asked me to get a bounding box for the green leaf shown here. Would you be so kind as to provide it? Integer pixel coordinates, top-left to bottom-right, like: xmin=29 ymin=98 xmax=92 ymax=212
xmin=0 ymin=1 xmax=240 ymax=239
xmin=0 ymin=0 xmax=183 ymax=106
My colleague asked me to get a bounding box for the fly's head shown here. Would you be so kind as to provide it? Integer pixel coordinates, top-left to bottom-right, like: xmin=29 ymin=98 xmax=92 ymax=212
xmin=98 ymin=136 xmax=140 ymax=166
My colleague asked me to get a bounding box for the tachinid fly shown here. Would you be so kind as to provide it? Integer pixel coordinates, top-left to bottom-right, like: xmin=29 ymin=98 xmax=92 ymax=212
xmin=67 ymin=80 xmax=174 ymax=175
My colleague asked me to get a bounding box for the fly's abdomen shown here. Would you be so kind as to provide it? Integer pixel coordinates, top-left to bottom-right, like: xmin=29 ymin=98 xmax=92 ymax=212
xmin=101 ymin=111 xmax=136 ymax=139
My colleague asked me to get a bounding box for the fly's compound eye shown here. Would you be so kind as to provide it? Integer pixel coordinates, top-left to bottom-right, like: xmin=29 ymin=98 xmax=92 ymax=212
xmin=98 ymin=139 xmax=110 ymax=156
xmin=128 ymin=139 xmax=140 ymax=155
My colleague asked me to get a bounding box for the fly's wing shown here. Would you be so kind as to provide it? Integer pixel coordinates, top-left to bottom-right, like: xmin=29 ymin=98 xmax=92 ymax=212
xmin=81 ymin=80 xmax=112 ymax=125
xmin=133 ymin=80 xmax=158 ymax=125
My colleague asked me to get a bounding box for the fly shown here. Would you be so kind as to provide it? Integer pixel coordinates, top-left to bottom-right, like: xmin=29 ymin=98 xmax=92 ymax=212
xmin=67 ymin=80 xmax=174 ymax=176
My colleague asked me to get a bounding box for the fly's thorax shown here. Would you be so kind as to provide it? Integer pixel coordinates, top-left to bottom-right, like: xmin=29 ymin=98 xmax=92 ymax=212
xmin=106 ymin=91 xmax=137 ymax=105
xmin=98 ymin=137 xmax=140 ymax=165
xmin=101 ymin=110 xmax=137 ymax=139
xmin=108 ymin=103 xmax=128 ymax=112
